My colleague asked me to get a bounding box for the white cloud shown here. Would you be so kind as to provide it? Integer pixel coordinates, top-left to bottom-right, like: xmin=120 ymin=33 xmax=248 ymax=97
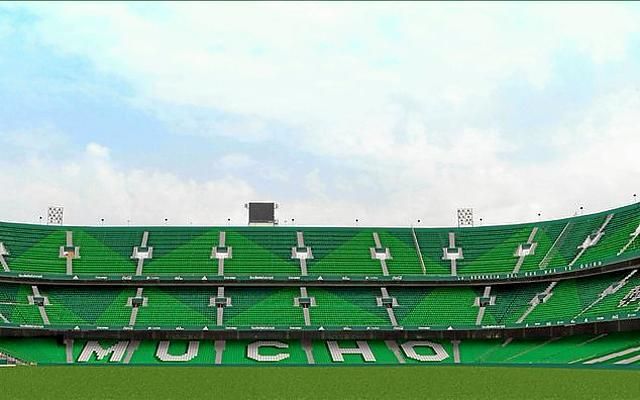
xmin=277 ymin=88 xmax=640 ymax=226
xmin=86 ymin=142 xmax=110 ymax=159
xmin=0 ymin=138 xmax=255 ymax=225
xmin=18 ymin=3 xmax=640 ymax=153
xmin=1 ymin=84 xmax=639 ymax=228
xmin=1 ymin=3 xmax=640 ymax=226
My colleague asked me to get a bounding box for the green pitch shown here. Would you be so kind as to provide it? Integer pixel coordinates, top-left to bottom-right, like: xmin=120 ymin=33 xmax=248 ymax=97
xmin=0 ymin=365 xmax=638 ymax=399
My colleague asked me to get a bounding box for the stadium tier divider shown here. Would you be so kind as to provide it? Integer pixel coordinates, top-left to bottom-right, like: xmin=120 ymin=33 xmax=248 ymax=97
xmin=0 ymin=267 xmax=638 ymax=331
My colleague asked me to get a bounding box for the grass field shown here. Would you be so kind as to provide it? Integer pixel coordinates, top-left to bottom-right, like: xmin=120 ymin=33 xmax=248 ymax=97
xmin=0 ymin=365 xmax=639 ymax=399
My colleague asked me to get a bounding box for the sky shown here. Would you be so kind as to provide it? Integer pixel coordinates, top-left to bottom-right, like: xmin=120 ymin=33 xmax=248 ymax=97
xmin=1 ymin=2 xmax=640 ymax=227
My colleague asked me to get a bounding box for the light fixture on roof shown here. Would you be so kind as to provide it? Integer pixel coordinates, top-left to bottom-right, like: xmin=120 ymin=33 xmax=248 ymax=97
xmin=457 ymin=208 xmax=474 ymax=227
xmin=47 ymin=206 xmax=64 ymax=225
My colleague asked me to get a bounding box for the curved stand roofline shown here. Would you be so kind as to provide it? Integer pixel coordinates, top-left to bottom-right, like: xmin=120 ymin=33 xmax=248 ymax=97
xmin=0 ymin=199 xmax=638 ymax=283
xmin=1 ymin=201 xmax=639 ymax=230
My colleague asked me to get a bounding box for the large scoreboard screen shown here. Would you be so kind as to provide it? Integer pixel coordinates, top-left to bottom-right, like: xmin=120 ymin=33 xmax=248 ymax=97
xmin=248 ymin=202 xmax=275 ymax=224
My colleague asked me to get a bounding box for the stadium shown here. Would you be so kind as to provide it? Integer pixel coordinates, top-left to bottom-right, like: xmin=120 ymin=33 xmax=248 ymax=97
xmin=2 ymin=202 xmax=640 ymax=377
xmin=3 ymin=2 xmax=640 ymax=399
